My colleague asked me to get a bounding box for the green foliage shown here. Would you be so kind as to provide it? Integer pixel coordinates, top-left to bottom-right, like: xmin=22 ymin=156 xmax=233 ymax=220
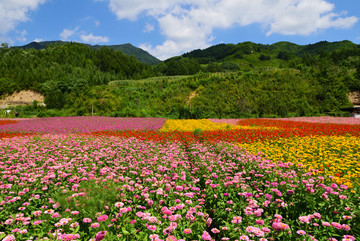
xmin=51 ymin=67 xmax=353 ymax=118
xmin=1 ymin=40 xmax=359 ymax=118
xmin=259 ymin=54 xmax=271 ymax=61
xmin=159 ymin=57 xmax=201 ymax=75
xmin=0 ymin=42 xmax=158 ymax=110
xmin=16 ymin=41 xmax=160 ymax=65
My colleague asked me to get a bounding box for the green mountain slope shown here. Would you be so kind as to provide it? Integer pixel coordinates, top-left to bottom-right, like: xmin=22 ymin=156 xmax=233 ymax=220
xmin=91 ymin=43 xmax=160 ymax=65
xmin=15 ymin=41 xmax=160 ymax=65
xmin=180 ymin=40 xmax=359 ymax=70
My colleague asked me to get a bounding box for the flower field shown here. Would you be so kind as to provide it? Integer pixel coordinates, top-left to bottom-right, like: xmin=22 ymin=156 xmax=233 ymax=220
xmin=0 ymin=117 xmax=359 ymax=241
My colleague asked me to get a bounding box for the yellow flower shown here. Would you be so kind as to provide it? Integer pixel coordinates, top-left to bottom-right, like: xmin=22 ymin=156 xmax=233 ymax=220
xmin=240 ymin=135 xmax=360 ymax=187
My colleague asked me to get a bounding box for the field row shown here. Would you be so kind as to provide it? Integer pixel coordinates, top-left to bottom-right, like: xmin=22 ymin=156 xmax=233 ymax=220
xmin=0 ymin=117 xmax=359 ymax=240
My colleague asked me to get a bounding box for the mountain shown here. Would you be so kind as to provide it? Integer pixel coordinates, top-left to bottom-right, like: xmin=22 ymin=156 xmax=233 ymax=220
xmin=15 ymin=41 xmax=161 ymax=65
xmin=182 ymin=40 xmax=359 ymax=62
xmin=91 ymin=43 xmax=160 ymax=65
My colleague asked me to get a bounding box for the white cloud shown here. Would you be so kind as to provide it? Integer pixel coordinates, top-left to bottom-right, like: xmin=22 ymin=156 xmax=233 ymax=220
xmin=60 ymin=27 xmax=79 ymax=41
xmin=34 ymin=38 xmax=44 ymax=42
xmin=0 ymin=0 xmax=46 ymax=35
xmin=143 ymin=23 xmax=154 ymax=33
xmin=16 ymin=30 xmax=27 ymax=42
xmin=59 ymin=27 xmax=109 ymax=44
xmin=80 ymin=33 xmax=109 ymax=44
xmin=104 ymin=0 xmax=358 ymax=59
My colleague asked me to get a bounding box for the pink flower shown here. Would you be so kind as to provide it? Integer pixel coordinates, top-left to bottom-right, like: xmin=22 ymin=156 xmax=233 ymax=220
xmin=115 ymin=202 xmax=124 ymax=208
xmin=70 ymin=222 xmax=79 ymax=228
xmin=331 ymin=222 xmax=342 ymax=230
xmin=83 ymin=218 xmax=92 ymax=223
xmin=149 ymin=234 xmax=159 ymax=239
xmin=272 ymin=222 xmax=289 ymax=231
xmin=95 ymin=231 xmax=107 ymax=241
xmin=239 ymin=235 xmax=250 ymax=241
xmin=299 ymin=216 xmax=310 ymax=223
xmin=91 ymin=222 xmax=100 ymax=228
xmin=166 ymin=236 xmax=177 ymax=241
xmin=71 ymin=211 xmax=79 ymax=215
xmin=148 ymin=225 xmax=157 ymax=231
xmin=343 ymin=235 xmax=355 ymax=240
xmin=201 ymin=231 xmax=212 ymax=240
xmin=322 ymin=221 xmax=330 ymax=227
xmin=255 ymin=220 xmax=265 ymax=225
xmin=342 ymin=224 xmax=351 ymax=231
xmin=33 ymin=220 xmax=42 ymax=225
xmin=297 ymin=230 xmax=306 ymax=235
xmin=97 ymin=215 xmax=108 ymax=222
xmin=232 ymin=216 xmax=242 ymax=224
xmin=183 ymin=228 xmax=192 ymax=234
xmin=313 ymin=213 xmax=321 ymax=219
xmin=2 ymin=235 xmax=16 ymax=241
xmin=176 ymin=186 xmax=184 ymax=191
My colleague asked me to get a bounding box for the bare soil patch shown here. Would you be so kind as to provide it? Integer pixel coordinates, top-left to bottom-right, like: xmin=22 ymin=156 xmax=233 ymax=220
xmin=348 ymin=91 xmax=360 ymax=105
xmin=0 ymin=90 xmax=45 ymax=109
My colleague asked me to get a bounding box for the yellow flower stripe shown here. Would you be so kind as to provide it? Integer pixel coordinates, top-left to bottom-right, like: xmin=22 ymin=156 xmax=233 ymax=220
xmin=240 ymin=135 xmax=360 ymax=188
xmin=159 ymin=119 xmax=275 ymax=132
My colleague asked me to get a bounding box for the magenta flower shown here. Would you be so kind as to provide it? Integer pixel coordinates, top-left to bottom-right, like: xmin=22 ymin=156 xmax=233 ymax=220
xmin=97 ymin=215 xmax=108 ymax=222
xmin=148 ymin=225 xmax=157 ymax=231
xmin=183 ymin=228 xmax=192 ymax=234
xmin=91 ymin=223 xmax=100 ymax=228
xmin=255 ymin=220 xmax=265 ymax=225
xmin=95 ymin=231 xmax=107 ymax=241
xmin=239 ymin=235 xmax=250 ymax=241
xmin=201 ymin=231 xmax=212 ymax=240
xmin=331 ymin=222 xmax=342 ymax=230
xmin=297 ymin=230 xmax=306 ymax=235
xmin=83 ymin=218 xmax=92 ymax=223
xmin=166 ymin=236 xmax=177 ymax=241
xmin=272 ymin=222 xmax=289 ymax=231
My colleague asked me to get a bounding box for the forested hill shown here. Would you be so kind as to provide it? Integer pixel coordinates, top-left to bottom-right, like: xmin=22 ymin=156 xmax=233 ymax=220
xmin=1 ymin=40 xmax=360 ymax=118
xmin=15 ymin=41 xmax=160 ymax=65
xmin=0 ymin=41 xmax=158 ymax=106
xmin=182 ymin=40 xmax=359 ymax=63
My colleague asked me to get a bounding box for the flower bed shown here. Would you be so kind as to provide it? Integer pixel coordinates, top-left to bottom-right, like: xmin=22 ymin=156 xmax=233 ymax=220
xmin=0 ymin=117 xmax=359 ymax=240
xmin=241 ymin=135 xmax=360 ymax=188
xmin=0 ymin=135 xmax=359 ymax=241
xmin=0 ymin=117 xmax=166 ymax=134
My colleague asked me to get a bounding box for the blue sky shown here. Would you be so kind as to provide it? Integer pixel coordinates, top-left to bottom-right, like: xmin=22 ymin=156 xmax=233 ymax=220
xmin=0 ymin=0 xmax=359 ymax=60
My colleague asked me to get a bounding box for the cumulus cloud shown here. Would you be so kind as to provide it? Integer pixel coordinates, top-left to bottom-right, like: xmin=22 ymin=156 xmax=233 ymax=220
xmin=0 ymin=0 xmax=46 ymax=35
xmin=104 ymin=0 xmax=358 ymax=59
xmin=59 ymin=27 xmax=109 ymax=44
xmin=60 ymin=27 xmax=79 ymax=41
xmin=80 ymin=33 xmax=109 ymax=44
xmin=16 ymin=30 xmax=27 ymax=42
xmin=143 ymin=23 xmax=155 ymax=33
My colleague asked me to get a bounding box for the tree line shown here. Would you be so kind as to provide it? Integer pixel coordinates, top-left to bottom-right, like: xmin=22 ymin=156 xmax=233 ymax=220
xmin=0 ymin=40 xmax=359 ymax=118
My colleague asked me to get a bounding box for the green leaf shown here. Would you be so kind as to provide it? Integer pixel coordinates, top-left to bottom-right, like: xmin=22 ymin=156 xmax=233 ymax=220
xmin=122 ymin=227 xmax=130 ymax=235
